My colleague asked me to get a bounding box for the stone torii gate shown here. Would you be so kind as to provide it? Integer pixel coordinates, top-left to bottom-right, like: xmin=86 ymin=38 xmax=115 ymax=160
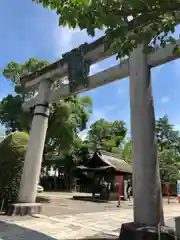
xmin=18 ymin=36 xmax=180 ymax=228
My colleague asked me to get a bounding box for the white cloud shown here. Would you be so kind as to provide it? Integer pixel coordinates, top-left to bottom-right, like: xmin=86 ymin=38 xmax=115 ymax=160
xmin=53 ymin=24 xmax=104 ymax=58
xmin=88 ymin=105 xmax=117 ymax=125
xmin=52 ymin=24 xmax=107 ymax=96
xmin=53 ymin=26 xmax=82 ymax=57
xmin=161 ymin=96 xmax=169 ymax=103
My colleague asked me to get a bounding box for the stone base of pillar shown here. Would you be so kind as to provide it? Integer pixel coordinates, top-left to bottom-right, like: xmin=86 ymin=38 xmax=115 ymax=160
xmin=119 ymin=222 xmax=174 ymax=240
xmin=6 ymin=203 xmax=42 ymax=216
xmin=175 ymin=216 xmax=180 ymax=236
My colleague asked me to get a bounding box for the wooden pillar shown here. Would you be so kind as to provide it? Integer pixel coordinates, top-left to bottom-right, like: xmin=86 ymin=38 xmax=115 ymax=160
xmin=18 ymin=79 xmax=52 ymax=203
xmin=129 ymin=44 xmax=164 ymax=226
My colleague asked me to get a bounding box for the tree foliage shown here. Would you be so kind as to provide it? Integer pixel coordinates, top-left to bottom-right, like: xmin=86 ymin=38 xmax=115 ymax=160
xmin=44 ymin=95 xmax=92 ymax=159
xmin=87 ymin=118 xmax=127 ymax=152
xmin=1 ymin=58 xmax=93 ymax=162
xmin=0 ymin=132 xmax=29 ymax=208
xmin=156 ymin=115 xmax=180 ymax=183
xmin=3 ymin=58 xmax=49 ymax=85
xmin=158 ymin=148 xmax=180 ymax=184
xmin=156 ymin=115 xmax=180 ymax=152
xmin=3 ymin=58 xmax=50 ymax=98
xmin=33 ymin=0 xmax=180 ymax=58
xmin=0 ymin=95 xmax=32 ymax=134
xmin=95 ymin=115 xmax=180 ymax=184
xmin=120 ymin=140 xmax=132 ymax=164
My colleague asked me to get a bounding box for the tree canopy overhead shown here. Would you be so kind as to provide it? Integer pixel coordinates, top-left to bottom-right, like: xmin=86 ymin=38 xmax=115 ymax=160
xmin=32 ymin=0 xmax=180 ymax=58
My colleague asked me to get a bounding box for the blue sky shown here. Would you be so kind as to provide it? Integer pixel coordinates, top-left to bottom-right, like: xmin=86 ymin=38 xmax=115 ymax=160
xmin=0 ymin=0 xmax=180 ymax=138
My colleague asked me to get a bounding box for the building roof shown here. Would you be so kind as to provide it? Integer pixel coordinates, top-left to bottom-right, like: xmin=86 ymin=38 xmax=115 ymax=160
xmin=76 ymin=150 xmax=132 ymax=174
xmin=99 ymin=151 xmax=132 ymax=173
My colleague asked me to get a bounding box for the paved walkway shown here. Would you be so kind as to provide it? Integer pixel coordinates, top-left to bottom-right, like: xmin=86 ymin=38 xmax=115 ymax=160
xmin=0 ymin=203 xmax=180 ymax=239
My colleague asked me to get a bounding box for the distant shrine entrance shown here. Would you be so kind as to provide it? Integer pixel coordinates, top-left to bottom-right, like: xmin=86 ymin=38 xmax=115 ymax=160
xmin=18 ymin=35 xmax=180 ymax=227
xmin=74 ymin=150 xmax=132 ymax=201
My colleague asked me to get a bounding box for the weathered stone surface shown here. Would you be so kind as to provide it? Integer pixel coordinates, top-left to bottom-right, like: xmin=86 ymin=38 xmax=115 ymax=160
xmin=6 ymin=203 xmax=42 ymax=216
xmin=119 ymin=222 xmax=175 ymax=240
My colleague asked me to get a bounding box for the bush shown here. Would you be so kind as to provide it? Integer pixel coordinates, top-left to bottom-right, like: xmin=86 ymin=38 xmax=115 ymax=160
xmin=0 ymin=132 xmax=29 ymax=208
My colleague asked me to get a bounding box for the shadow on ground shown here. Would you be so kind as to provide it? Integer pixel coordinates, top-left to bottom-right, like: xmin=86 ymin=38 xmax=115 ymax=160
xmin=0 ymin=220 xmax=118 ymax=240
xmin=0 ymin=220 xmax=56 ymax=240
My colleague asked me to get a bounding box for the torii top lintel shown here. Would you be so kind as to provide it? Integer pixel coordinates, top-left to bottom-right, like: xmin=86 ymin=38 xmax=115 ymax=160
xmin=21 ymin=35 xmax=111 ymax=89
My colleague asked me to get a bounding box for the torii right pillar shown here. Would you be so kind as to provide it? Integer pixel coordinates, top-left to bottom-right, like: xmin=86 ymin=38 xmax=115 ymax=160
xmin=120 ymin=44 xmax=165 ymax=239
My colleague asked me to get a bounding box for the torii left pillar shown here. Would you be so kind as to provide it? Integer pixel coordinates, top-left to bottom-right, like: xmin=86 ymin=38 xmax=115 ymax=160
xmin=18 ymin=79 xmax=52 ymax=204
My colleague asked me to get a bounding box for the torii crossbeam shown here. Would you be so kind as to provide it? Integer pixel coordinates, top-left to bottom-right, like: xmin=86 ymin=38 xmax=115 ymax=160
xmin=23 ymin=39 xmax=180 ymax=110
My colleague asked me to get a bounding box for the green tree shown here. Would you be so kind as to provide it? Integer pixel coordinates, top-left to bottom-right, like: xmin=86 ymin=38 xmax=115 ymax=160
xmin=0 ymin=95 xmax=32 ymax=134
xmin=87 ymin=118 xmax=127 ymax=152
xmin=156 ymin=115 xmax=179 ymax=152
xmin=44 ymin=95 xmax=92 ymax=158
xmin=0 ymin=132 xmax=29 ymax=209
xmin=1 ymin=59 xmax=93 ymax=162
xmin=87 ymin=119 xmax=110 ymax=148
xmin=117 ymin=116 xmax=180 ymax=182
xmin=120 ymin=140 xmax=132 ymax=164
xmin=43 ymin=138 xmax=92 ymax=190
xmin=156 ymin=115 xmax=180 ymax=183
xmin=3 ymin=58 xmax=49 ymax=98
xmin=158 ymin=148 xmax=180 ymax=184
xmin=33 ymin=0 xmax=180 ymax=58
xmin=0 ymin=58 xmax=50 ymax=134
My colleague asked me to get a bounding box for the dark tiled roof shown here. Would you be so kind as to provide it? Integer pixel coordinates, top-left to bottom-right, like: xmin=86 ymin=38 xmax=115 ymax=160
xmin=76 ymin=150 xmax=132 ymax=174
xmin=97 ymin=151 xmax=132 ymax=174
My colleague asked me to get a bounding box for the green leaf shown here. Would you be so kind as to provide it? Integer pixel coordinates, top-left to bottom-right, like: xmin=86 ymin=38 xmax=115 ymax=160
xmin=32 ymin=0 xmax=180 ymax=58
xmin=173 ymin=45 xmax=180 ymax=57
